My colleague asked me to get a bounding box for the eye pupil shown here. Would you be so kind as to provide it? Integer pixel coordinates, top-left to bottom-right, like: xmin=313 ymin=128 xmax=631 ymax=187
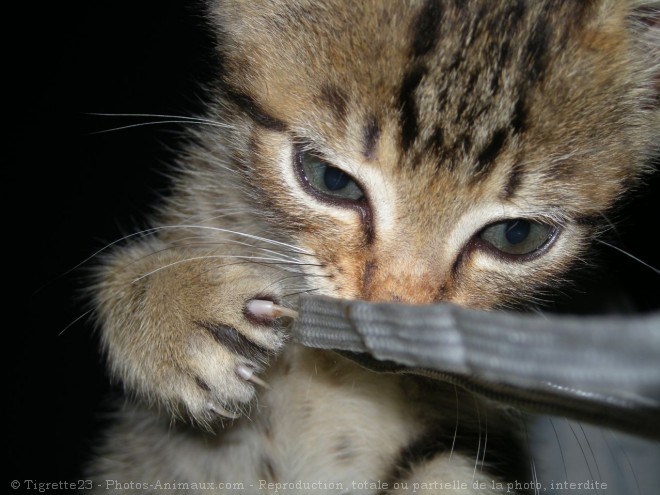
xmin=323 ymin=166 xmax=350 ymax=191
xmin=504 ymin=220 xmax=531 ymax=245
xmin=479 ymin=218 xmax=556 ymax=258
xmin=298 ymin=149 xmax=364 ymax=201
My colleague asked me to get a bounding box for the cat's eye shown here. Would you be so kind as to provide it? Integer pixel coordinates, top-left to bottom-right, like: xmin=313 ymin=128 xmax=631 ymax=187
xmin=297 ymin=150 xmax=364 ymax=202
xmin=479 ymin=219 xmax=556 ymax=257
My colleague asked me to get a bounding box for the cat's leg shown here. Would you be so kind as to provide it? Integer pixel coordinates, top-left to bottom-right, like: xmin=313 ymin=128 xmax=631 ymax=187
xmin=94 ymin=236 xmax=292 ymax=426
xmin=378 ymin=405 xmax=529 ymax=495
xmin=381 ymin=457 xmax=518 ymax=495
xmin=87 ymin=400 xmax=263 ymax=493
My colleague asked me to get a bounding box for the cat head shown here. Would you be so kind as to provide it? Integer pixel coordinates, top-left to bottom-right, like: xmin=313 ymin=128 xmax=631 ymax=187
xmin=198 ymin=0 xmax=658 ymax=308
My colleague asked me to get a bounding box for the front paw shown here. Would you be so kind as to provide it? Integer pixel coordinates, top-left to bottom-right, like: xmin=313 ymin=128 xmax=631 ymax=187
xmin=99 ymin=254 xmax=297 ymax=427
xmin=168 ymin=296 xmax=292 ymax=425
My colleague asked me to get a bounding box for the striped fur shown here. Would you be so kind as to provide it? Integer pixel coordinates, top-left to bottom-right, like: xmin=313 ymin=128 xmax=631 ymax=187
xmin=89 ymin=1 xmax=658 ymax=493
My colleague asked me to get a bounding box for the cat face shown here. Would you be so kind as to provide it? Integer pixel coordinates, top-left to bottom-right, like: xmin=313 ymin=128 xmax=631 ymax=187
xmin=205 ymin=0 xmax=658 ymax=308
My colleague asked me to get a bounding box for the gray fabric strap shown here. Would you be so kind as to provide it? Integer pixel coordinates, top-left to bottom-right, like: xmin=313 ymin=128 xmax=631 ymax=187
xmin=291 ymin=295 xmax=660 ymax=438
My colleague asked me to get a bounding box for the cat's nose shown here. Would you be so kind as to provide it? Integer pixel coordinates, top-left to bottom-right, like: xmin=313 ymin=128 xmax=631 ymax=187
xmin=361 ymin=260 xmax=443 ymax=304
xmin=364 ymin=284 xmax=441 ymax=304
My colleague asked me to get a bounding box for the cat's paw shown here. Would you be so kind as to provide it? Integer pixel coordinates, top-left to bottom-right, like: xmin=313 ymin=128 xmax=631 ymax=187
xmin=99 ymin=254 xmax=296 ymax=427
xmin=177 ymin=297 xmax=293 ymax=424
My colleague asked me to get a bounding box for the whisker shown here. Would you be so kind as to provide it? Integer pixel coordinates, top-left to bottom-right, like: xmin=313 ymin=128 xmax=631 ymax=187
xmin=165 ymin=234 xmax=310 ymax=261
xmin=204 ymin=237 xmax=307 ymax=261
xmin=600 ymin=429 xmax=626 ymax=484
xmin=155 ymin=225 xmax=313 ymax=255
xmin=597 ymin=212 xmax=621 ymax=240
xmin=596 ymin=240 xmax=660 ymax=274
xmin=530 ymin=457 xmax=539 ymax=495
xmin=280 ymin=274 xmax=317 ymax=285
xmin=159 ymin=239 xmax=304 ymax=262
xmin=185 ymin=262 xmax=306 ymax=290
xmin=87 ymin=112 xmax=230 ymax=127
xmin=88 ymin=120 xmax=229 ymax=135
xmin=472 ymin=395 xmax=482 ymax=481
xmin=271 ymin=262 xmax=324 ymax=268
xmin=611 ymin=431 xmax=642 ymax=495
xmin=58 ymin=309 xmax=94 ymax=336
xmin=280 ymin=287 xmax=322 ymax=299
xmin=255 ymin=246 xmax=306 ymax=262
xmin=132 ymin=255 xmax=314 ymax=283
xmin=480 ymin=406 xmax=487 ymax=471
xmin=449 ymin=385 xmax=459 ymax=462
xmin=549 ymin=418 xmax=568 ymax=482
xmin=253 ymin=274 xmax=310 ymax=296
xmin=523 ymin=420 xmax=540 ymax=495
xmin=567 ymin=421 xmax=598 ymax=492
xmin=178 ymin=207 xmax=257 ymax=225
xmin=578 ymin=423 xmax=603 ymax=489
xmin=59 ymin=224 xmax=311 ymax=283
xmin=124 ymin=242 xmax=312 ymax=283
xmin=31 ymin=227 xmax=165 ymax=296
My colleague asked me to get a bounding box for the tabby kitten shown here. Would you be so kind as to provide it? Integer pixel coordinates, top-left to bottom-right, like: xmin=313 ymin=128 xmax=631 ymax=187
xmin=89 ymin=1 xmax=659 ymax=493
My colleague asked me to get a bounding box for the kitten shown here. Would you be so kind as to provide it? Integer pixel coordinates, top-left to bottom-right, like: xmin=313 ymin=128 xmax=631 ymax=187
xmin=88 ymin=1 xmax=659 ymax=493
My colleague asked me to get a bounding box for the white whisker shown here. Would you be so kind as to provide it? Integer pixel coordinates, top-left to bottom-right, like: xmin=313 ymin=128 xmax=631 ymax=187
xmin=480 ymin=406 xmax=488 ymax=471
xmin=596 ymin=240 xmax=659 ymax=274
xmin=161 ymin=238 xmax=304 ymax=262
xmin=472 ymin=395 xmax=482 ymax=481
xmin=132 ymin=255 xmax=317 ymax=283
xmin=531 ymin=457 xmax=539 ymax=495
xmin=611 ymin=431 xmax=642 ymax=495
xmin=58 ymin=309 xmax=94 ymax=336
xmin=154 ymin=225 xmax=313 ymax=255
xmin=549 ymin=418 xmax=568 ymax=482
xmin=89 ymin=120 xmax=229 ymax=135
xmin=578 ymin=423 xmax=603 ymax=488
xmin=32 ymin=226 xmax=166 ymax=295
xmin=523 ymin=420 xmax=540 ymax=495
xmin=256 ymin=246 xmax=305 ymax=262
xmin=121 ymin=242 xmax=308 ymax=274
xmin=179 ymin=207 xmax=259 ymax=225
xmin=280 ymin=287 xmax=322 ymax=299
xmin=87 ymin=112 xmax=230 ymax=126
xmin=567 ymin=421 xmax=599 ymax=491
xmin=600 ymin=428 xmax=626 ymax=483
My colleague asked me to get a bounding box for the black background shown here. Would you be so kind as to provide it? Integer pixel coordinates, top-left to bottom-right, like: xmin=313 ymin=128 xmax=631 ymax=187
xmin=18 ymin=0 xmax=217 ymax=483
xmin=16 ymin=0 xmax=659 ymax=486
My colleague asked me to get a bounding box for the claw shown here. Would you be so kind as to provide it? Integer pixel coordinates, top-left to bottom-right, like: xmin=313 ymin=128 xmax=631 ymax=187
xmin=208 ymin=403 xmax=240 ymax=419
xmin=236 ymin=364 xmax=271 ymax=390
xmin=246 ymin=299 xmax=298 ymax=321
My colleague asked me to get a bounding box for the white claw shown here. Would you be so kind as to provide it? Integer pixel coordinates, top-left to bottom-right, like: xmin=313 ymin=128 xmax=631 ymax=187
xmin=248 ymin=373 xmax=271 ymax=390
xmin=236 ymin=364 xmax=271 ymax=390
xmin=236 ymin=364 xmax=254 ymax=380
xmin=245 ymin=299 xmax=274 ymax=318
xmin=208 ymin=403 xmax=240 ymax=419
xmin=246 ymin=299 xmax=298 ymax=320
xmin=272 ymin=304 xmax=298 ymax=319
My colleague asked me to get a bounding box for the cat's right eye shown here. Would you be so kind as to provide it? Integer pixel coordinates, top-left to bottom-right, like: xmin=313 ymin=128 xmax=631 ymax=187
xmin=479 ymin=219 xmax=557 ymax=258
xmin=296 ymin=149 xmax=365 ymax=203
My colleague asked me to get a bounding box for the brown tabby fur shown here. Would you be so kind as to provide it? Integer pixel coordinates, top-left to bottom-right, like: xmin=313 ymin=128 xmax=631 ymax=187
xmin=89 ymin=1 xmax=658 ymax=493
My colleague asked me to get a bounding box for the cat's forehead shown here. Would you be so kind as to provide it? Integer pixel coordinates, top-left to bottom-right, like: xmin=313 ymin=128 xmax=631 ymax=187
xmin=213 ymin=0 xmax=655 ymax=212
xmin=214 ymin=1 xmax=602 ymax=115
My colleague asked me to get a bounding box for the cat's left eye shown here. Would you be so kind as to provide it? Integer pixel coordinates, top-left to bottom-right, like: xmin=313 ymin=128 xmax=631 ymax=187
xmin=297 ymin=150 xmax=364 ymax=202
xmin=479 ymin=219 xmax=556 ymax=257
